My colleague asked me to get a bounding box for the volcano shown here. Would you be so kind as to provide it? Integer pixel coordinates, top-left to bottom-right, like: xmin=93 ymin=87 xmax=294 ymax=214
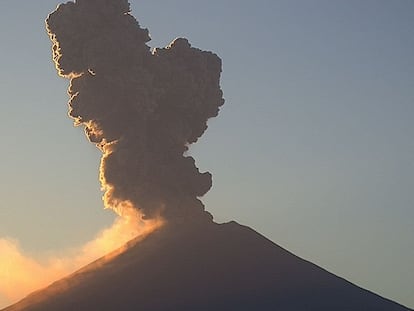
xmin=3 ymin=219 xmax=411 ymax=311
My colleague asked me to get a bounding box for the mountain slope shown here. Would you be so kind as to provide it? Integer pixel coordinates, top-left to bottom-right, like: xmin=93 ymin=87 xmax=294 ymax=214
xmin=3 ymin=220 xmax=412 ymax=311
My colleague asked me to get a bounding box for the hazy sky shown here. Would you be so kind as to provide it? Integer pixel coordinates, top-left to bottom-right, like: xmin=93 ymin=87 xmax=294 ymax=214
xmin=0 ymin=0 xmax=413 ymax=308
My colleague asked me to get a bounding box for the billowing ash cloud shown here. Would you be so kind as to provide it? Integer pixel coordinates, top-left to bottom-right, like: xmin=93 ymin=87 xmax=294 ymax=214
xmin=45 ymin=0 xmax=224 ymax=221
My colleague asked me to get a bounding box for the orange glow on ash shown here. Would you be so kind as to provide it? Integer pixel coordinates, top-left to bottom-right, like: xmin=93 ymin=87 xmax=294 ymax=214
xmin=0 ymin=207 xmax=163 ymax=308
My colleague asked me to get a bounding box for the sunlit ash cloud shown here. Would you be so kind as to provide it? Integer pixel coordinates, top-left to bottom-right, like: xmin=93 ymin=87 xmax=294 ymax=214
xmin=0 ymin=209 xmax=163 ymax=307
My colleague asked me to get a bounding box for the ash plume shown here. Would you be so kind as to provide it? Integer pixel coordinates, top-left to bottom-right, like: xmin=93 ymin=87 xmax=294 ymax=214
xmin=45 ymin=0 xmax=224 ymax=220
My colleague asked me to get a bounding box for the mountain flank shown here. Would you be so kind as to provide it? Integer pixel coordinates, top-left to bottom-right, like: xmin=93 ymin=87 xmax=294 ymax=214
xmin=3 ymin=220 xmax=412 ymax=311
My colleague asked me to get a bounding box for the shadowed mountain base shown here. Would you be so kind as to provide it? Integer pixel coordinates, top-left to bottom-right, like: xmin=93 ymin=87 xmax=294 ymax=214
xmin=3 ymin=220 xmax=412 ymax=311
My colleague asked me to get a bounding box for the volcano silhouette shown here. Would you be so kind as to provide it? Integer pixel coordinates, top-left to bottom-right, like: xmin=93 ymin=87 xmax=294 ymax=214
xmin=2 ymin=219 xmax=411 ymax=311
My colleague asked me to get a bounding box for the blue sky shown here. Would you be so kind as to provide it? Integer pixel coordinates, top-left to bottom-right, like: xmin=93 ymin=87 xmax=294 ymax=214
xmin=0 ymin=0 xmax=413 ymax=308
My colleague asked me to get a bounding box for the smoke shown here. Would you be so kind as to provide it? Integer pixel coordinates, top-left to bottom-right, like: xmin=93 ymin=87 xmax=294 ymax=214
xmin=0 ymin=208 xmax=163 ymax=308
xmin=45 ymin=0 xmax=224 ymax=220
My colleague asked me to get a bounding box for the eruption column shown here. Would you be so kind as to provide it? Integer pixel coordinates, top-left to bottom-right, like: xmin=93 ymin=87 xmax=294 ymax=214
xmin=46 ymin=0 xmax=224 ymax=221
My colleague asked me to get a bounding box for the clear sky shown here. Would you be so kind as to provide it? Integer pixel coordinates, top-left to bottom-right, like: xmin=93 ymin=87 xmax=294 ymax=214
xmin=0 ymin=0 xmax=413 ymax=308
